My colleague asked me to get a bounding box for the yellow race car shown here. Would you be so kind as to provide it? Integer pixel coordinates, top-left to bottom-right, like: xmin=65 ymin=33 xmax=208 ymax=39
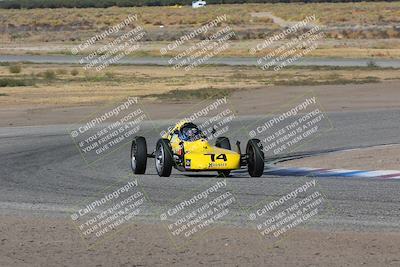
xmin=130 ymin=121 xmax=264 ymax=177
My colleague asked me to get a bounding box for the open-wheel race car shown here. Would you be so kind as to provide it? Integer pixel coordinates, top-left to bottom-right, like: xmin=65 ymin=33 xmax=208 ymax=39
xmin=130 ymin=121 xmax=265 ymax=177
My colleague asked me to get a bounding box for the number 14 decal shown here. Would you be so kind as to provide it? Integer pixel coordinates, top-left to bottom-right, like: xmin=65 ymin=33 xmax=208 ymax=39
xmin=205 ymin=153 xmax=227 ymax=161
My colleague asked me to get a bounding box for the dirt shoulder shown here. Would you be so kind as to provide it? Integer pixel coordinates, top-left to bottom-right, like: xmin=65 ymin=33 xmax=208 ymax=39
xmin=2 ymin=63 xmax=399 ymax=109
xmin=282 ymin=144 xmax=400 ymax=170
xmin=229 ymin=80 xmax=400 ymax=115
xmin=1 ymin=80 xmax=400 ymax=127
xmin=0 ymin=215 xmax=399 ymax=267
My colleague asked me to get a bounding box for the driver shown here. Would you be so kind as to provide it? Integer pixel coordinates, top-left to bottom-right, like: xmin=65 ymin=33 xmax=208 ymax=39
xmin=180 ymin=123 xmax=205 ymax=141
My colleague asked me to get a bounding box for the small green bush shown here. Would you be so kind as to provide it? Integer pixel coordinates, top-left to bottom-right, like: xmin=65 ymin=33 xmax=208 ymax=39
xmin=70 ymin=69 xmax=79 ymax=76
xmin=146 ymin=87 xmax=234 ymax=100
xmin=0 ymin=78 xmax=34 ymax=87
xmin=56 ymin=68 xmax=68 ymax=75
xmin=43 ymin=70 xmax=57 ymax=80
xmin=105 ymin=71 xmax=115 ymax=79
xmin=9 ymin=65 xmax=22 ymax=74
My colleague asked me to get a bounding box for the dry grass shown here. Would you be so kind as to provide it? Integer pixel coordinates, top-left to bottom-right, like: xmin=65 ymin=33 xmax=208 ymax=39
xmin=1 ymin=3 xmax=400 ymax=59
xmin=1 ymin=3 xmax=400 ymax=29
xmin=1 ymin=3 xmax=400 ymax=43
xmin=0 ymin=63 xmax=399 ymax=108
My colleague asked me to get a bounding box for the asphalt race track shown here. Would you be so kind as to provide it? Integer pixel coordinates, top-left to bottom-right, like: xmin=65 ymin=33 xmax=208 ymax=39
xmin=1 ymin=109 xmax=400 ymax=232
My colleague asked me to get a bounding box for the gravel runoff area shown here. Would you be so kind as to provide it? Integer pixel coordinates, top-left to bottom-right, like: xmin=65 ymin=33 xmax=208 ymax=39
xmin=1 ymin=215 xmax=399 ymax=267
xmin=282 ymin=144 xmax=400 ymax=170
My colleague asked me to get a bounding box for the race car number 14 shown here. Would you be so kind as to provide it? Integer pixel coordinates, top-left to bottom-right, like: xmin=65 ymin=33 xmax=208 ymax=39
xmin=205 ymin=154 xmax=227 ymax=161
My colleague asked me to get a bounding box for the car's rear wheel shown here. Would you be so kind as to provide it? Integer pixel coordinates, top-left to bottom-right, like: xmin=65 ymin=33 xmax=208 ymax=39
xmin=246 ymin=139 xmax=264 ymax=177
xmin=131 ymin=136 xmax=147 ymax=174
xmin=155 ymin=138 xmax=173 ymax=177
xmin=215 ymin=137 xmax=231 ymax=177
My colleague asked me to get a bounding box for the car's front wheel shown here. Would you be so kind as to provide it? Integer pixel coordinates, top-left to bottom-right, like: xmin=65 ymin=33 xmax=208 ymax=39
xmin=155 ymin=139 xmax=173 ymax=177
xmin=246 ymin=139 xmax=264 ymax=177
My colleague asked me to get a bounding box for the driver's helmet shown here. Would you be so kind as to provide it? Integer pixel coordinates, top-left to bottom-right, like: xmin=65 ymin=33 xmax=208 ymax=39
xmin=180 ymin=123 xmax=204 ymax=141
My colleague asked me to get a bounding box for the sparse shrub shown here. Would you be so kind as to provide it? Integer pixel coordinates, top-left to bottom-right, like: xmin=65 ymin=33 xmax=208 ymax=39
xmin=46 ymin=70 xmax=56 ymax=79
xmin=253 ymin=17 xmax=273 ymax=24
xmin=105 ymin=71 xmax=115 ymax=79
xmin=39 ymin=70 xmax=57 ymax=80
xmin=56 ymin=68 xmax=67 ymax=75
xmin=9 ymin=65 xmax=22 ymax=74
xmin=146 ymin=87 xmax=234 ymax=100
xmin=71 ymin=69 xmax=79 ymax=76
xmin=0 ymin=78 xmax=34 ymax=87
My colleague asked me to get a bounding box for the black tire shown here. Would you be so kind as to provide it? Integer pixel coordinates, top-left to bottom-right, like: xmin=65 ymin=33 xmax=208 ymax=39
xmin=155 ymin=138 xmax=173 ymax=177
xmin=131 ymin=136 xmax=147 ymax=174
xmin=246 ymin=139 xmax=264 ymax=177
xmin=215 ymin=137 xmax=231 ymax=177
